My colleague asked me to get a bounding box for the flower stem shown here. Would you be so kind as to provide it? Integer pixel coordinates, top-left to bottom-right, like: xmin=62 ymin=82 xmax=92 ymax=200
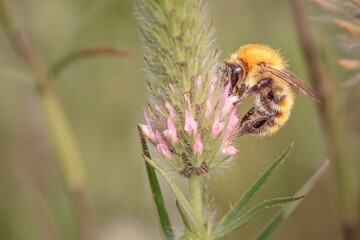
xmin=188 ymin=175 xmax=203 ymax=230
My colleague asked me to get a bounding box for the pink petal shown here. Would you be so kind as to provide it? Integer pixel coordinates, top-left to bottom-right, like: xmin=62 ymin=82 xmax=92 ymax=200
xmin=211 ymin=111 xmax=224 ymax=138
xmin=209 ymin=76 xmax=218 ymax=94
xmin=221 ymin=132 xmax=238 ymax=156
xmin=140 ymin=111 xmax=156 ymax=141
xmin=227 ymin=108 xmax=239 ymax=133
xmin=155 ymin=104 xmax=162 ymax=113
xmin=155 ymin=131 xmax=172 ymax=158
xmin=205 ymin=95 xmax=213 ymax=118
xmin=184 ymin=94 xmax=191 ymax=109
xmin=222 ymin=95 xmax=239 ymax=116
xmin=157 ymin=143 xmax=172 ymax=158
xmin=193 ymin=134 xmax=203 ymax=155
xmin=224 ymin=83 xmax=231 ymax=98
xmin=184 ymin=110 xmax=198 ymax=135
xmin=169 ymin=84 xmax=176 ymax=94
xmin=139 ymin=124 xmax=156 ymax=142
xmin=156 ymin=131 xmax=166 ymax=145
xmin=165 ymin=102 xmax=175 ymax=120
xmin=221 ymin=145 xmax=239 ymax=155
xmin=163 ymin=118 xmax=178 ymax=143
xmin=197 ymin=76 xmax=202 ymax=90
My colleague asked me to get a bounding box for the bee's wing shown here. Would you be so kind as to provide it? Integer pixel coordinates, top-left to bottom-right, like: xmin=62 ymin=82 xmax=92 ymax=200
xmin=266 ymin=65 xmax=323 ymax=106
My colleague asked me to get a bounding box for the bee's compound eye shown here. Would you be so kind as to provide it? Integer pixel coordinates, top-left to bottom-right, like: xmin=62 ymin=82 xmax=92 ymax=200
xmin=234 ymin=67 xmax=242 ymax=75
xmin=230 ymin=64 xmax=243 ymax=88
xmin=224 ymin=62 xmax=244 ymax=89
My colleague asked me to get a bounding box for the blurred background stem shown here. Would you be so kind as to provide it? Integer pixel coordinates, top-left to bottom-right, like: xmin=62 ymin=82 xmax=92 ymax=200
xmin=40 ymin=91 xmax=93 ymax=240
xmin=11 ymin=160 xmax=61 ymax=240
xmin=0 ymin=0 xmax=94 ymax=239
xmin=49 ymin=46 xmax=130 ymax=77
xmin=290 ymin=0 xmax=359 ymax=239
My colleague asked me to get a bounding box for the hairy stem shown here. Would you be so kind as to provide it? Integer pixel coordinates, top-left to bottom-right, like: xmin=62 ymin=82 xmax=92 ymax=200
xmin=189 ymin=175 xmax=203 ymax=232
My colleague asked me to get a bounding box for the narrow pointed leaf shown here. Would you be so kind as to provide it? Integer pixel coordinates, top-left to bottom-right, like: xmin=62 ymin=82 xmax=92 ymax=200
xmin=138 ymin=127 xmax=173 ymax=240
xmin=255 ymin=159 xmax=329 ymax=240
xmin=215 ymin=196 xmax=304 ymax=237
xmin=176 ymin=200 xmax=191 ymax=230
xmin=142 ymin=154 xmax=206 ymax=234
xmin=214 ymin=143 xmax=294 ymax=233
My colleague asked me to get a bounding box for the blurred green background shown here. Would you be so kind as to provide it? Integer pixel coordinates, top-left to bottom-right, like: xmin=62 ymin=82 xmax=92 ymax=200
xmin=0 ymin=0 xmax=354 ymax=239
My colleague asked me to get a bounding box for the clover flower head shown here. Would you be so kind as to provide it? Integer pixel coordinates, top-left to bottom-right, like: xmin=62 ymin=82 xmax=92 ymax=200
xmin=140 ymin=73 xmax=241 ymax=177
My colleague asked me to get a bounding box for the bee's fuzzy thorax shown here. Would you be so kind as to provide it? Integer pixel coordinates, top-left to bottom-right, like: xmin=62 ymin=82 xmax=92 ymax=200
xmin=237 ymin=44 xmax=286 ymax=70
xmin=227 ymin=44 xmax=288 ymax=87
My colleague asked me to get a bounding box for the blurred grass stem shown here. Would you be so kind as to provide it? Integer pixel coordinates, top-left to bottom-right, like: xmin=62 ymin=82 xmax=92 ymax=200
xmin=290 ymin=0 xmax=359 ymax=239
xmin=0 ymin=0 xmax=94 ymax=239
xmin=11 ymin=160 xmax=61 ymax=240
xmin=50 ymin=46 xmax=130 ymax=77
xmin=0 ymin=0 xmax=42 ymax=76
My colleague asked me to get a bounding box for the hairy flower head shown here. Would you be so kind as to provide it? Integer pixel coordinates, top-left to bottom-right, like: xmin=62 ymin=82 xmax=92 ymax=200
xmin=137 ymin=0 xmax=240 ymax=177
xmin=140 ymin=74 xmax=241 ymax=177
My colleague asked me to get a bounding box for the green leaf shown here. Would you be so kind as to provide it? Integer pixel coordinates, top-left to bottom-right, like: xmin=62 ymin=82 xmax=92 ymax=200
xmin=215 ymin=196 xmax=304 ymax=237
xmin=176 ymin=200 xmax=191 ymax=231
xmin=138 ymin=126 xmax=174 ymax=240
xmin=214 ymin=143 xmax=294 ymax=235
xmin=141 ymin=154 xmax=206 ymax=235
xmin=255 ymin=159 xmax=329 ymax=240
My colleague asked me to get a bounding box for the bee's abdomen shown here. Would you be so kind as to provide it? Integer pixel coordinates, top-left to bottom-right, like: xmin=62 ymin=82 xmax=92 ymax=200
xmin=238 ymin=90 xmax=294 ymax=137
xmin=273 ymin=96 xmax=292 ymax=127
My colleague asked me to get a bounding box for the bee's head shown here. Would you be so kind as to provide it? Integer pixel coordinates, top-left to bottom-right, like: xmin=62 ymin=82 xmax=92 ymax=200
xmin=224 ymin=61 xmax=245 ymax=92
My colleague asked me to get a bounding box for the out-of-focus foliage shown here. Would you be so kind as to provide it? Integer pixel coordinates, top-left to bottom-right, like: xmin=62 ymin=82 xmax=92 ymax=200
xmin=0 ymin=0 xmax=353 ymax=239
xmin=314 ymin=0 xmax=360 ymax=87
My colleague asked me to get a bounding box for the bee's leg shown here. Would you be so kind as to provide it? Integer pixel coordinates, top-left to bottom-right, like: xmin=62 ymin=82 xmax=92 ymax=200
xmin=237 ymin=78 xmax=273 ymax=102
xmin=233 ymin=84 xmax=248 ymax=105
xmin=233 ymin=78 xmax=272 ymax=106
xmin=233 ymin=82 xmax=260 ymax=105
xmin=237 ymin=78 xmax=278 ymax=135
xmin=260 ymin=90 xmax=274 ymax=113
xmin=237 ymin=107 xmax=275 ymax=136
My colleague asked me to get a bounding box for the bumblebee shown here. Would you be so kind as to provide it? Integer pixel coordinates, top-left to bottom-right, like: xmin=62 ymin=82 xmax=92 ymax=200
xmin=224 ymin=44 xmax=321 ymax=137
